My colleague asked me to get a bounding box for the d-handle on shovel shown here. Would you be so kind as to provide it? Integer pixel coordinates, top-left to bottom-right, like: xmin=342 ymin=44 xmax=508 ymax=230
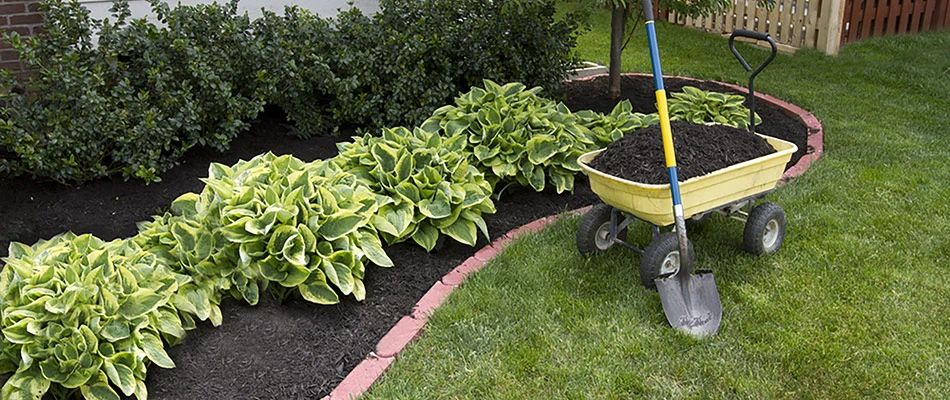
xmin=640 ymin=0 xmax=722 ymax=337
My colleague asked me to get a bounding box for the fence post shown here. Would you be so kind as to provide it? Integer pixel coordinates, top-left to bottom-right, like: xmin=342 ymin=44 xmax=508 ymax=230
xmin=816 ymin=0 xmax=846 ymax=55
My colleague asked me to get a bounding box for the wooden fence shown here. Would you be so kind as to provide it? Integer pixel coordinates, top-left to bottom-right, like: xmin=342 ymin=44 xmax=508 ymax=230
xmin=668 ymin=0 xmax=950 ymax=55
xmin=840 ymin=0 xmax=950 ymax=44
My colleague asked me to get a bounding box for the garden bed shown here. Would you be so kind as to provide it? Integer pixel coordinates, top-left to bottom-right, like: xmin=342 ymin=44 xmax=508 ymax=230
xmin=0 ymin=75 xmax=809 ymax=399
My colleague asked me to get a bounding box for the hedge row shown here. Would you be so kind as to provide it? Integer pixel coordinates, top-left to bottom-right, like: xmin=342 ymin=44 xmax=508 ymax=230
xmin=0 ymin=0 xmax=581 ymax=184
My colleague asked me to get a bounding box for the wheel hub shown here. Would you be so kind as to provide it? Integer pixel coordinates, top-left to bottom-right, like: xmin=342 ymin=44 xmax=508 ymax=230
xmin=763 ymin=219 xmax=779 ymax=249
xmin=595 ymin=222 xmax=613 ymax=250
xmin=660 ymin=251 xmax=680 ymax=275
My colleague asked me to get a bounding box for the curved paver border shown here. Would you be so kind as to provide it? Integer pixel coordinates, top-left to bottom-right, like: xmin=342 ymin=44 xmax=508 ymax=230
xmin=325 ymin=75 xmax=823 ymax=399
xmin=323 ymin=208 xmax=592 ymax=400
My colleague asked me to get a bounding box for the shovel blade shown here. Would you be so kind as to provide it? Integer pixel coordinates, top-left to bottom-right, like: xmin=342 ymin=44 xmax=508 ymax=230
xmin=655 ymin=271 xmax=722 ymax=337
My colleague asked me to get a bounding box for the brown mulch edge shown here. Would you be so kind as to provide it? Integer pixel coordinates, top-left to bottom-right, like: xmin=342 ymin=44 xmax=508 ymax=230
xmin=325 ymin=74 xmax=824 ymax=399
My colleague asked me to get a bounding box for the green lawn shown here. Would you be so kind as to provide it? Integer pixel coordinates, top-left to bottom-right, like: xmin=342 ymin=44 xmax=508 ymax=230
xmin=362 ymin=13 xmax=950 ymax=400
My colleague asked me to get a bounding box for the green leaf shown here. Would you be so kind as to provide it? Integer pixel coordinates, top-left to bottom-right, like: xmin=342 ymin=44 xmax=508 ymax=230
xmin=170 ymin=193 xmax=199 ymax=217
xmin=170 ymin=221 xmax=197 ymax=251
xmin=100 ymin=321 xmax=130 ymax=342
xmin=138 ymin=331 xmax=175 ymax=369
xmin=528 ymin=166 xmax=546 ymax=192
xmin=119 ymin=289 xmax=165 ymax=319
xmin=220 ymin=217 xmax=256 ymax=243
xmin=298 ymin=270 xmax=340 ymax=305
xmin=370 ymin=142 xmax=399 ymax=172
xmin=208 ymin=162 xmax=233 ymax=180
xmin=245 ymin=210 xmax=278 ymax=236
xmin=267 ymin=226 xmax=298 ymax=256
xmin=352 ymin=279 xmax=366 ymax=302
xmin=473 ymin=144 xmax=500 ymax=161
xmin=281 ymin=232 xmax=307 ymax=267
xmin=258 ymin=258 xmax=288 ymax=283
xmin=154 ymin=308 xmax=186 ymax=339
xmin=443 ymin=118 xmax=470 ymax=137
xmin=80 ymin=380 xmax=120 ymax=400
xmin=418 ymin=196 xmax=452 ymax=219
xmin=297 ymin=223 xmax=318 ymax=253
xmin=394 ymin=181 xmax=421 ymax=205
xmin=394 ymin=153 xmax=413 ymax=182
xmin=325 ymin=252 xmax=355 ymax=295
xmin=442 ymin=219 xmax=478 ymax=246
xmin=103 ymin=360 xmax=136 ymax=397
xmin=280 ymin=263 xmax=310 ymax=288
xmin=2 ymin=370 xmax=50 ymax=400
xmin=319 ymin=212 xmax=365 ymax=241
xmin=359 ymin=231 xmax=393 ymax=267
xmin=381 ymin=203 xmax=413 ymax=238
xmin=526 ymin=136 xmax=558 ymax=165
xmin=412 ymin=222 xmax=440 ymax=252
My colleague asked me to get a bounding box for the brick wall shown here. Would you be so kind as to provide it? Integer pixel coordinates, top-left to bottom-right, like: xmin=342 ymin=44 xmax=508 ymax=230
xmin=1 ymin=0 xmax=43 ymax=75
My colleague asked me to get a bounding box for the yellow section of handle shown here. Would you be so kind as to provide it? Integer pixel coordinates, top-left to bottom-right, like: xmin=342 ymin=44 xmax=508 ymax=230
xmin=655 ymin=89 xmax=676 ymax=168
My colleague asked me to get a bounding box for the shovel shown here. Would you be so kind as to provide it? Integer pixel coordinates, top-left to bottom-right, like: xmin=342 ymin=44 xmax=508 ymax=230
xmin=639 ymin=0 xmax=722 ymax=337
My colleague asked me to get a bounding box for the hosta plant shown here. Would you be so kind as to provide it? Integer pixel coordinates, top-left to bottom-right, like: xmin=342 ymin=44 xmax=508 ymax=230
xmin=135 ymin=152 xmax=392 ymax=306
xmin=425 ymin=80 xmax=594 ymax=194
xmin=332 ymin=126 xmax=495 ymax=251
xmin=667 ymin=86 xmax=760 ymax=129
xmin=574 ymin=100 xmax=657 ymax=148
xmin=0 ymin=233 xmax=193 ymax=400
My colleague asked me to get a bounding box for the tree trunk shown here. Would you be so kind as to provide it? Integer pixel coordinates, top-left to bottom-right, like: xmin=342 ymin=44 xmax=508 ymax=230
xmin=608 ymin=4 xmax=628 ymax=102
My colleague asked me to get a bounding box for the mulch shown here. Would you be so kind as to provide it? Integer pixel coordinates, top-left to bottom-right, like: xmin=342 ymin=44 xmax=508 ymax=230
xmin=0 ymin=75 xmax=808 ymax=399
xmin=588 ymin=120 xmax=777 ymax=184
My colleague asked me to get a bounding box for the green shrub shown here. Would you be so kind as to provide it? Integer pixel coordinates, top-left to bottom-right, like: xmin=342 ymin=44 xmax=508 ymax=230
xmin=378 ymin=0 xmax=581 ymax=93
xmin=329 ymin=8 xmax=457 ymax=128
xmin=0 ymin=233 xmax=195 ymax=400
xmin=668 ymin=86 xmax=760 ymax=129
xmin=253 ymin=7 xmax=339 ymax=137
xmin=0 ymin=0 xmax=266 ymax=184
xmin=134 ymin=153 xmax=392 ymax=306
xmin=332 ymin=127 xmax=496 ymax=251
xmin=425 ymin=80 xmax=596 ymax=194
xmin=111 ymin=0 xmax=265 ymax=148
xmin=0 ymin=0 xmax=198 ymax=183
xmin=574 ymin=100 xmax=657 ymax=148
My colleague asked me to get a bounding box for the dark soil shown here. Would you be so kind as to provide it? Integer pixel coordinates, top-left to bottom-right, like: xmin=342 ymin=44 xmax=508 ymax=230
xmin=0 ymin=76 xmax=809 ymax=399
xmin=588 ymin=120 xmax=776 ymax=184
xmin=555 ymin=74 xmax=809 ymax=169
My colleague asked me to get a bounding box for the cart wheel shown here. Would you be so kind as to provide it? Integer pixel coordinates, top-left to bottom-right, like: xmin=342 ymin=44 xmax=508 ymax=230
xmin=576 ymin=204 xmax=626 ymax=256
xmin=743 ymin=202 xmax=786 ymax=255
xmin=640 ymin=232 xmax=694 ymax=290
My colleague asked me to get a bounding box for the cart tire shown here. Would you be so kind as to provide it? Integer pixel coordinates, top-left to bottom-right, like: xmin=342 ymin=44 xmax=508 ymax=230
xmin=576 ymin=204 xmax=626 ymax=256
xmin=640 ymin=232 xmax=694 ymax=290
xmin=743 ymin=202 xmax=786 ymax=255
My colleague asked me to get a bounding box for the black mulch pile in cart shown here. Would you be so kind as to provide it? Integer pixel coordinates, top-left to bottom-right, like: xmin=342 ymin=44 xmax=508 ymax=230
xmin=588 ymin=120 xmax=777 ymax=184
xmin=0 ymin=75 xmax=808 ymax=399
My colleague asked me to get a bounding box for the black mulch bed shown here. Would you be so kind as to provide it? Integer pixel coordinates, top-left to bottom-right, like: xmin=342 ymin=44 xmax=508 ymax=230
xmin=0 ymin=75 xmax=808 ymax=399
xmin=589 ymin=120 xmax=776 ymax=184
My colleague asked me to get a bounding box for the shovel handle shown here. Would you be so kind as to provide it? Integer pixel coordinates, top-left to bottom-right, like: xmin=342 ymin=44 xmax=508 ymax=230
xmin=640 ymin=0 xmax=692 ymax=272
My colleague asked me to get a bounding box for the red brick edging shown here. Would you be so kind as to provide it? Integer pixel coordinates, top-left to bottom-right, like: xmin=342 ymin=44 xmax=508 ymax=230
xmin=323 ymin=209 xmax=592 ymax=400
xmin=324 ymin=76 xmax=823 ymax=399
